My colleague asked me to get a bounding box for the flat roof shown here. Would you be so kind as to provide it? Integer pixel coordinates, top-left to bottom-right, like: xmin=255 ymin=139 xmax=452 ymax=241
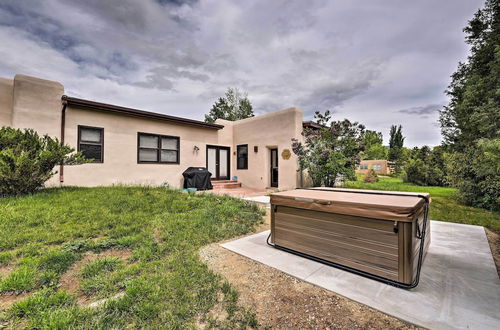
xmin=302 ymin=121 xmax=324 ymax=129
xmin=62 ymin=95 xmax=224 ymax=130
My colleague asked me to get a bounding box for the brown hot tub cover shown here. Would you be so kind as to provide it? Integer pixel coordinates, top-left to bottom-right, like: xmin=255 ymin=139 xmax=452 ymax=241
xmin=271 ymin=188 xmax=429 ymax=222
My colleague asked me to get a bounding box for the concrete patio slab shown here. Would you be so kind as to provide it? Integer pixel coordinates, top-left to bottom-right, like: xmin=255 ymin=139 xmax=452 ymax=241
xmin=243 ymin=195 xmax=270 ymax=207
xmin=221 ymin=221 xmax=500 ymax=329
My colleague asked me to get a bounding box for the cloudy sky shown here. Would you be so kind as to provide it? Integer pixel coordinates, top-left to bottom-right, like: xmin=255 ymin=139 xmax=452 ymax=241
xmin=0 ymin=0 xmax=483 ymax=147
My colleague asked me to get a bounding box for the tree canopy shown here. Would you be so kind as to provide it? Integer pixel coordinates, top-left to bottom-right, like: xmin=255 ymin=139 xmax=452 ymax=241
xmin=439 ymin=0 xmax=499 ymax=210
xmin=360 ymin=130 xmax=388 ymax=160
xmin=388 ymin=125 xmax=405 ymax=172
xmin=440 ymin=0 xmax=500 ymax=150
xmin=292 ymin=111 xmax=365 ymax=187
xmin=205 ymin=88 xmax=254 ymax=123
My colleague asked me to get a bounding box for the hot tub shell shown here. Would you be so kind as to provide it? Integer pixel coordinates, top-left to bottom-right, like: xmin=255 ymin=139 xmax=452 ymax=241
xmin=270 ymin=188 xmax=431 ymax=287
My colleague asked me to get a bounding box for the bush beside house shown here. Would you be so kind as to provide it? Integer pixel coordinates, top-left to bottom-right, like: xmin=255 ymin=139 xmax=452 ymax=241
xmin=292 ymin=111 xmax=365 ymax=187
xmin=0 ymin=127 xmax=87 ymax=197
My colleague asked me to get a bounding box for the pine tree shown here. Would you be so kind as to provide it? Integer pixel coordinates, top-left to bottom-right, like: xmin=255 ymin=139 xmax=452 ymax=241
xmin=388 ymin=125 xmax=405 ymax=172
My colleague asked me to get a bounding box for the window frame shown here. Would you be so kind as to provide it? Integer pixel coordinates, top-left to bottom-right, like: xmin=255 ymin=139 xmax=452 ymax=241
xmin=359 ymin=164 xmax=368 ymax=170
xmin=236 ymin=144 xmax=248 ymax=170
xmin=78 ymin=125 xmax=104 ymax=163
xmin=137 ymin=132 xmax=180 ymax=164
xmin=372 ymin=164 xmax=382 ymax=171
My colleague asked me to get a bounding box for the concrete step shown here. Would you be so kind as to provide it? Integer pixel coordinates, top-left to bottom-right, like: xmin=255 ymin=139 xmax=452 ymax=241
xmin=211 ymin=180 xmax=238 ymax=184
xmin=212 ymin=180 xmax=242 ymax=189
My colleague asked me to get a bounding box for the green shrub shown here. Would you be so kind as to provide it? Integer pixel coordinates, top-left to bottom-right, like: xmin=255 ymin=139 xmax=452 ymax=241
xmin=292 ymin=111 xmax=365 ymax=186
xmin=403 ymin=146 xmax=447 ymax=187
xmin=404 ymin=158 xmax=445 ymax=186
xmin=446 ymin=139 xmax=500 ymax=211
xmin=0 ymin=126 xmax=87 ymax=197
xmin=363 ymin=169 xmax=378 ymax=183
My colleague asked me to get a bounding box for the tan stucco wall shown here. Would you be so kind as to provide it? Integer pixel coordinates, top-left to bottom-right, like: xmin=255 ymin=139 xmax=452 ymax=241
xmin=356 ymin=160 xmax=390 ymax=175
xmin=0 ymin=78 xmax=13 ymax=127
xmin=229 ymin=108 xmax=303 ymax=191
xmin=63 ymin=106 xmax=221 ymax=187
xmin=1 ymin=73 xmax=304 ymax=191
xmin=12 ymin=74 xmax=64 ymax=138
xmin=215 ymin=119 xmax=234 ymax=147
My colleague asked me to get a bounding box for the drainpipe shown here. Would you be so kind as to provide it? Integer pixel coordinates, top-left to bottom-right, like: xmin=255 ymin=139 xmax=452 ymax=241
xmin=59 ymin=100 xmax=67 ymax=184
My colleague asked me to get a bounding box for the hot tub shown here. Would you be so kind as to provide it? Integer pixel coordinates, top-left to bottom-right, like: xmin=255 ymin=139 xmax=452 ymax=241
xmin=269 ymin=188 xmax=431 ymax=288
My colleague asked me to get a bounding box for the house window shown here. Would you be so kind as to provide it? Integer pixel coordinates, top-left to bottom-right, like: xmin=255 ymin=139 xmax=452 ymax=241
xmin=138 ymin=133 xmax=179 ymax=164
xmin=373 ymin=164 xmax=382 ymax=171
xmin=237 ymin=144 xmax=248 ymax=169
xmin=78 ymin=125 xmax=104 ymax=163
xmin=360 ymin=164 xmax=368 ymax=170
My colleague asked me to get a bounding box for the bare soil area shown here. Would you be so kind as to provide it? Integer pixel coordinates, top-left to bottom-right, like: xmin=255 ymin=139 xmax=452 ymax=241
xmin=200 ymin=210 xmax=418 ymax=329
xmin=200 ymin=244 xmax=418 ymax=329
xmin=59 ymin=249 xmax=132 ymax=305
xmin=485 ymin=228 xmax=500 ymax=277
xmin=0 ymin=249 xmax=132 ymax=312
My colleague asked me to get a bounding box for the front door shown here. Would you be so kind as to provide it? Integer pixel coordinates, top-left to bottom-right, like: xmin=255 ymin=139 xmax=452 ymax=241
xmin=270 ymin=148 xmax=278 ymax=187
xmin=207 ymin=146 xmax=230 ymax=180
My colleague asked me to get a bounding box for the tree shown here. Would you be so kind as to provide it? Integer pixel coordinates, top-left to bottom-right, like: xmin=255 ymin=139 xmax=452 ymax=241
xmin=292 ymin=110 xmax=365 ymax=187
xmin=388 ymin=125 xmax=405 ymax=172
xmin=360 ymin=130 xmax=388 ymax=160
xmin=403 ymin=146 xmax=448 ymax=187
xmin=0 ymin=127 xmax=88 ymax=197
xmin=439 ymin=0 xmax=500 ymax=210
xmin=205 ymin=88 xmax=254 ymax=123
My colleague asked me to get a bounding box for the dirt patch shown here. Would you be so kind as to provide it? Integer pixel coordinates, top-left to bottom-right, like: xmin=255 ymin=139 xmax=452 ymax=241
xmin=0 ymin=292 xmax=31 ymax=312
xmin=59 ymin=248 xmax=132 ymax=305
xmin=200 ymin=243 xmax=418 ymax=329
xmin=485 ymin=228 xmax=500 ymax=277
xmin=0 ymin=264 xmax=14 ymax=278
xmin=195 ymin=293 xmax=229 ymax=329
xmin=0 ymin=264 xmax=29 ymax=311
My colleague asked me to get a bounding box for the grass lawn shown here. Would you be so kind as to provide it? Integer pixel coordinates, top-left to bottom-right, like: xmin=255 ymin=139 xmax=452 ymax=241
xmin=344 ymin=176 xmax=500 ymax=231
xmin=0 ymin=186 xmax=265 ymax=329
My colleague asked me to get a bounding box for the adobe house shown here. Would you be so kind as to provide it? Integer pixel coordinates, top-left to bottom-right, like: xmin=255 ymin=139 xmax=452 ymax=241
xmin=0 ymin=74 xmax=306 ymax=190
xmin=356 ymin=159 xmax=395 ymax=175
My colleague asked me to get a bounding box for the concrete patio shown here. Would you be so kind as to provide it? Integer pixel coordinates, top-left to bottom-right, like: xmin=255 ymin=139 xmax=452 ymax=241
xmin=221 ymin=221 xmax=500 ymax=329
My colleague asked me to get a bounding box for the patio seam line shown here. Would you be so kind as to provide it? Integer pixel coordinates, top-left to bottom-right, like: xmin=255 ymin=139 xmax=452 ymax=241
xmin=302 ymin=262 xmax=326 ymax=281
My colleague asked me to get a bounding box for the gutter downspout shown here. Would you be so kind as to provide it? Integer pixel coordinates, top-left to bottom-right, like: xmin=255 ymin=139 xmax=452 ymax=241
xmin=59 ymin=100 xmax=67 ymax=184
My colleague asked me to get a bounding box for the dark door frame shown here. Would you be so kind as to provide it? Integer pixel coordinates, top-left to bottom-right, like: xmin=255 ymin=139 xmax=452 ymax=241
xmin=270 ymin=148 xmax=278 ymax=187
xmin=206 ymin=145 xmax=231 ymax=180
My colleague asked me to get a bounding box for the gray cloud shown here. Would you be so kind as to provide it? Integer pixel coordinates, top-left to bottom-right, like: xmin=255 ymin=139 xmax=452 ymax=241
xmin=397 ymin=104 xmax=443 ymax=116
xmin=0 ymin=0 xmax=484 ymax=147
